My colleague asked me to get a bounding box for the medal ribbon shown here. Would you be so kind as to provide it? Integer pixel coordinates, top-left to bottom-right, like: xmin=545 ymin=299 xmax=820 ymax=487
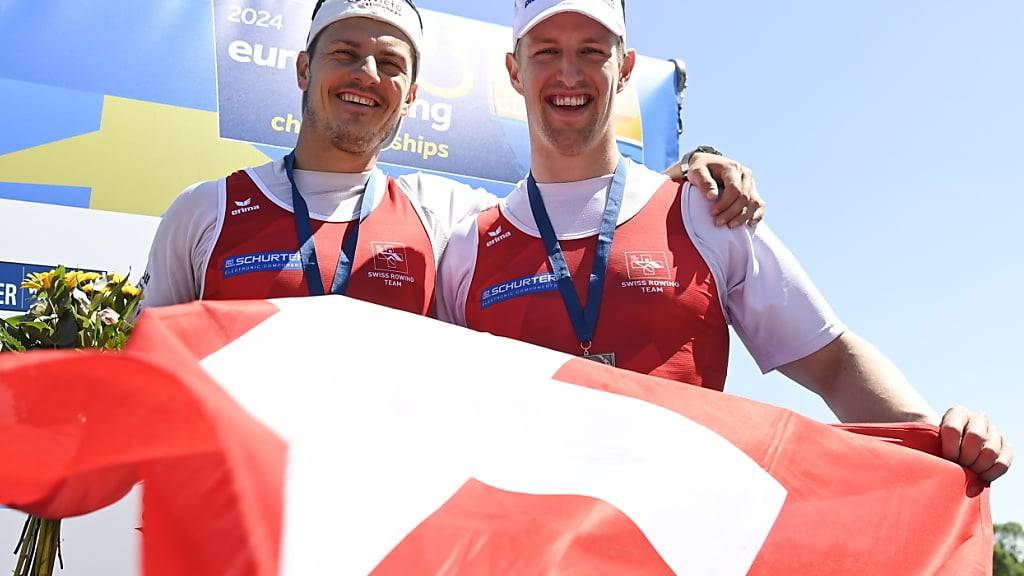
xmin=284 ymin=151 xmax=383 ymax=296
xmin=526 ymin=158 xmax=628 ymax=352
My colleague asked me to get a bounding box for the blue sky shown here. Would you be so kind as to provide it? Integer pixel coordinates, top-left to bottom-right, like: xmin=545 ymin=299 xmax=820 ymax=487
xmin=418 ymin=0 xmax=1023 ymax=523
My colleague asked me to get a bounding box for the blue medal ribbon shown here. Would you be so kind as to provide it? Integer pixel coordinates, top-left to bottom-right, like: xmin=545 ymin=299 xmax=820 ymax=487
xmin=526 ymin=158 xmax=628 ymax=351
xmin=284 ymin=151 xmax=382 ymax=296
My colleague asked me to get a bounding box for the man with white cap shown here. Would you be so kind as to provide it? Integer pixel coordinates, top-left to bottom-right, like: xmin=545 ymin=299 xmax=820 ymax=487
xmin=436 ymin=0 xmax=1012 ymax=481
xmin=141 ymin=0 xmax=762 ymax=313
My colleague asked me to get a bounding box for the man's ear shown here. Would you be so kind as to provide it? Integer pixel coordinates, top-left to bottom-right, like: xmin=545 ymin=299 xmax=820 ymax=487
xmin=617 ymin=48 xmax=637 ymax=93
xmin=297 ymin=51 xmax=311 ymax=91
xmin=506 ymin=52 xmax=525 ymax=96
xmin=401 ymin=84 xmax=419 ymax=116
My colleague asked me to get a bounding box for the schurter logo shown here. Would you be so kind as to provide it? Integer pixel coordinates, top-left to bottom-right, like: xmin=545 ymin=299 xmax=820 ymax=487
xmin=480 ymin=272 xmax=558 ymax=309
xmin=231 ymin=197 xmax=261 ymax=216
xmin=485 ymin=225 xmax=512 ymax=247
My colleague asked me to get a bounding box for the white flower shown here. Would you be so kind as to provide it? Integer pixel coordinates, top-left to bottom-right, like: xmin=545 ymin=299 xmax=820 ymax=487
xmin=28 ymin=301 xmax=48 ymax=316
xmin=97 ymin=308 xmax=120 ymax=326
xmin=72 ymin=289 xmax=91 ymax=308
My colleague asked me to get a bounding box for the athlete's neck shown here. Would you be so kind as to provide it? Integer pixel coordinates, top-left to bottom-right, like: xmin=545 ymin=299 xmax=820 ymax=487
xmin=529 ymin=134 xmax=619 ymax=184
xmin=292 ymin=131 xmax=379 ymax=174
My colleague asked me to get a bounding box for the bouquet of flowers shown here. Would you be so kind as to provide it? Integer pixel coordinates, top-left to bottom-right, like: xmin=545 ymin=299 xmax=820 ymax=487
xmin=1 ymin=266 xmax=143 ymax=576
xmin=0 ymin=266 xmax=142 ymax=352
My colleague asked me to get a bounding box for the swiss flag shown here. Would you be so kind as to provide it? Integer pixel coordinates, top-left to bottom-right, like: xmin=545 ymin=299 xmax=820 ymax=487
xmin=0 ymin=297 xmax=992 ymax=575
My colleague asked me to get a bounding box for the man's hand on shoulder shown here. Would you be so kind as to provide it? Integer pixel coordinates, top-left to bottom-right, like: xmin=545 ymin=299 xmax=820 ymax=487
xmin=665 ymin=151 xmax=764 ymax=228
xmin=939 ymin=405 xmax=1012 ymax=482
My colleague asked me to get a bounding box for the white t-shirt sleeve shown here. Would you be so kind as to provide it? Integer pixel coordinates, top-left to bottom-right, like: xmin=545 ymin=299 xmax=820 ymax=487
xmin=682 ymin=183 xmax=847 ymax=373
xmin=435 ymin=213 xmax=480 ymax=327
xmin=140 ymin=179 xmax=222 ymax=309
xmin=395 ymin=173 xmax=497 ymax=258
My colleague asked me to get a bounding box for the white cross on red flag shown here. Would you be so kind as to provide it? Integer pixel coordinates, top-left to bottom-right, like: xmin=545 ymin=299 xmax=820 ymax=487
xmin=0 ymin=296 xmax=992 ymax=575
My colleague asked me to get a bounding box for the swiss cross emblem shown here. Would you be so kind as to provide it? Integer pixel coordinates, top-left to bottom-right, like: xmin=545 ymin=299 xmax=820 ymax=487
xmin=625 ymin=251 xmax=671 ymax=280
xmin=372 ymin=242 xmax=409 ymax=274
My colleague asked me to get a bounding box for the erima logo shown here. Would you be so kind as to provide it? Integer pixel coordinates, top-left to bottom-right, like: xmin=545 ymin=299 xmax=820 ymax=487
xmin=231 ymin=197 xmax=261 ymax=216
xmin=626 ymin=251 xmax=671 ymax=280
xmin=485 ymin=226 xmax=512 ymax=247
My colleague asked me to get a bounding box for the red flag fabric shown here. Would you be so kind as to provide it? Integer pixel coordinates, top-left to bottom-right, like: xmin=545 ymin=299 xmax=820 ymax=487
xmin=0 ymin=296 xmax=992 ymax=575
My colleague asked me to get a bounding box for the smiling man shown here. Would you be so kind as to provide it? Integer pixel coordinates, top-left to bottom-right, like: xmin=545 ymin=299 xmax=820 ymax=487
xmin=142 ymin=0 xmax=762 ymax=313
xmin=436 ymin=0 xmax=1012 ymax=481
xmin=143 ymin=0 xmax=478 ymax=314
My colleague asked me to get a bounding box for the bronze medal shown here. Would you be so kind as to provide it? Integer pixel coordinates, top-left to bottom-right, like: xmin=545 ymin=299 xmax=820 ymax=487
xmin=583 ymin=352 xmax=616 ymax=367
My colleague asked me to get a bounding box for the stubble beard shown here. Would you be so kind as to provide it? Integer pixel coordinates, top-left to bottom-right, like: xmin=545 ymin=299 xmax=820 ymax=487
xmin=302 ymin=92 xmax=399 ymax=155
xmin=537 ymin=117 xmax=601 ymax=157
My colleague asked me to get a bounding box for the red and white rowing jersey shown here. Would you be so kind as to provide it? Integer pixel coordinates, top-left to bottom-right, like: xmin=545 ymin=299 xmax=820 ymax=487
xmin=202 ymin=169 xmax=435 ymax=315
xmin=438 ymin=161 xmax=846 ymax=388
xmin=143 ymin=159 xmax=496 ymax=315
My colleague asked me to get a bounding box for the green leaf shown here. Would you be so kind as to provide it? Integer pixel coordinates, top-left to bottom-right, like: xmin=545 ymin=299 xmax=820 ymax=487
xmin=16 ymin=321 xmax=54 ymax=349
xmin=100 ymin=323 xmax=127 ymax=350
xmin=18 ymin=321 xmax=50 ymax=332
xmin=4 ymin=314 xmax=32 ymax=327
xmin=121 ymin=299 xmax=141 ymax=325
xmin=87 ymin=290 xmax=106 ymax=314
xmin=49 ymin=266 xmax=68 ymax=300
xmin=0 ymin=325 xmax=27 ymax=352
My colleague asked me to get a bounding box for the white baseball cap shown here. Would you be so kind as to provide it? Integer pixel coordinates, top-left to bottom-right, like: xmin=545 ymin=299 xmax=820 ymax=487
xmin=306 ymin=0 xmax=424 ymax=149
xmin=307 ymin=0 xmax=424 ymax=76
xmin=512 ymin=0 xmax=626 ymax=48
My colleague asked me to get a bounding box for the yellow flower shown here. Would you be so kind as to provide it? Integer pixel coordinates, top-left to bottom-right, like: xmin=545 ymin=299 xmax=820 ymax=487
xmin=122 ymin=284 xmax=142 ymax=297
xmin=108 ymin=273 xmax=126 ymax=284
xmin=21 ymin=271 xmax=55 ymax=291
xmin=64 ymin=271 xmax=82 ymax=288
xmin=70 ymin=271 xmax=102 ymax=291
xmin=81 ymin=284 xmax=95 ymax=294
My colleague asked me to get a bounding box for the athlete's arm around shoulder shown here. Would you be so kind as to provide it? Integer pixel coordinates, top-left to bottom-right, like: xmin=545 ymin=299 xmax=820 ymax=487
xmin=140 ymin=179 xmax=222 ymax=309
xmin=682 ymin=182 xmax=845 ymax=371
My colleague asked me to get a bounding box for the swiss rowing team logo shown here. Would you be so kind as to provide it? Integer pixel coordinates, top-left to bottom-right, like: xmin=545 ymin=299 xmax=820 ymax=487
xmin=372 ymin=242 xmax=409 ymax=274
xmin=625 ymin=251 xmax=671 ymax=280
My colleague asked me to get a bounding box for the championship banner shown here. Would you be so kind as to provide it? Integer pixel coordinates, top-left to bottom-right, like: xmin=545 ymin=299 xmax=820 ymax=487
xmin=0 ymin=297 xmax=993 ymax=575
xmin=0 ymin=0 xmax=683 ymax=312
xmin=211 ymin=0 xmax=671 ymax=182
